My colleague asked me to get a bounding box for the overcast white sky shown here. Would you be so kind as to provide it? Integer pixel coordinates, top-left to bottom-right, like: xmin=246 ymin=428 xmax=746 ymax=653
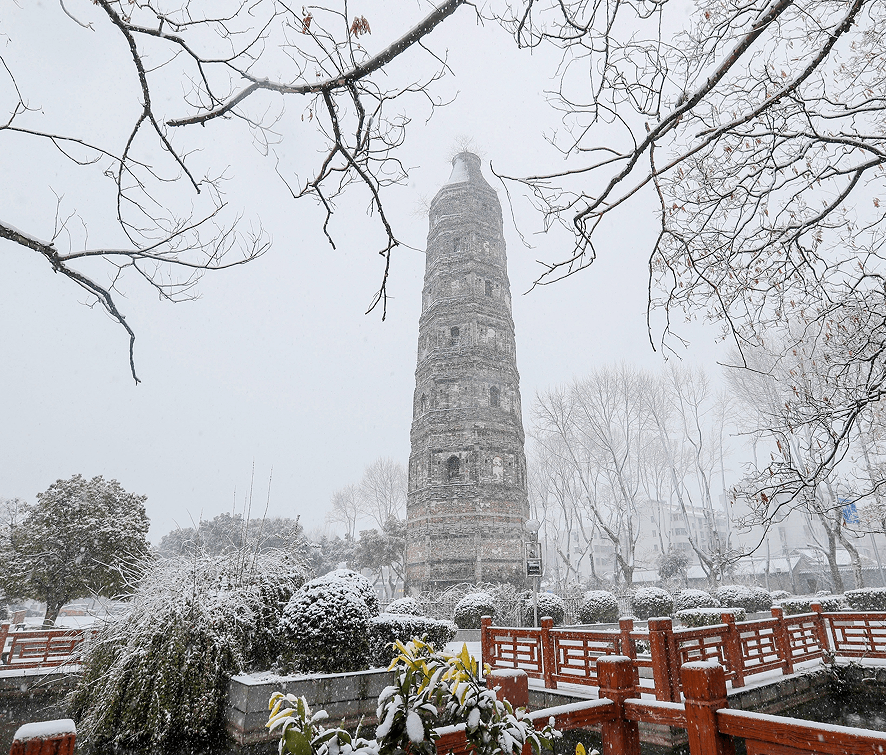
xmin=0 ymin=0 xmax=727 ymax=542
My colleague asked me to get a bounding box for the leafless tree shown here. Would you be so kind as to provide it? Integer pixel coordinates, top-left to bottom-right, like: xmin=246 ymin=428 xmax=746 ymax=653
xmin=2 ymin=0 xmax=469 ymax=381
xmin=534 ymin=365 xmax=659 ymax=586
xmin=326 ymin=484 xmax=362 ymax=540
xmin=12 ymin=0 xmax=886 ymax=404
xmin=527 ymin=440 xmax=592 ymax=587
xmin=724 ymin=328 xmax=879 ymax=591
xmin=357 ymin=457 xmax=407 ymax=529
xmin=494 ymin=0 xmax=886 ymax=356
xmin=648 ymin=365 xmax=737 ymax=585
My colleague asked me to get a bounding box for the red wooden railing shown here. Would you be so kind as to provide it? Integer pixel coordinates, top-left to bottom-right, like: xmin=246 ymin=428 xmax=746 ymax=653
xmin=481 ymin=602 xmax=886 ymax=700
xmin=0 ymin=623 xmax=94 ymax=671
xmin=435 ymin=657 xmax=886 ymax=755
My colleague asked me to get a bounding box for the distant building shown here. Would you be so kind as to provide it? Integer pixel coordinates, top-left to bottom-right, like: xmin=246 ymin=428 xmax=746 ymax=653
xmin=405 ymin=152 xmax=529 ymax=590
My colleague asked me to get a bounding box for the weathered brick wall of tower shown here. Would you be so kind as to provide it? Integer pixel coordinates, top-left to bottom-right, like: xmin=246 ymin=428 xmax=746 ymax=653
xmin=406 ymin=152 xmax=529 ymax=591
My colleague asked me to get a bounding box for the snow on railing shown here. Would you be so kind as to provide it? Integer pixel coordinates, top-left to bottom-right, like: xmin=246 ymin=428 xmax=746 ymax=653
xmin=481 ymin=603 xmax=886 ymax=700
xmin=435 ymin=657 xmax=886 ymax=755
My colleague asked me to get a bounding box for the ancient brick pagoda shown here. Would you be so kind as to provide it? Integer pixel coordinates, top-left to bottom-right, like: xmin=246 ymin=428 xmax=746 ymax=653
xmin=405 ymin=151 xmax=529 ymax=591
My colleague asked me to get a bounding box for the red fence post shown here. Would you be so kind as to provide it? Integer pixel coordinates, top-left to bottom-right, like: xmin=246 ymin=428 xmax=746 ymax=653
xmin=648 ymin=617 xmax=679 ymax=701
xmin=9 ymin=719 xmax=76 ymax=755
xmin=771 ymin=606 xmax=794 ymax=674
xmin=0 ymin=623 xmax=9 ymax=661
xmin=810 ymin=602 xmax=831 ymax=654
xmin=540 ymin=617 xmax=556 ymax=689
xmin=721 ymin=614 xmax=744 ymax=689
xmin=481 ymin=616 xmax=492 ymax=672
xmin=619 ymin=618 xmax=636 ymax=659
xmin=597 ymin=656 xmax=641 ymax=755
xmin=682 ymin=662 xmax=734 ymax=755
xmin=487 ymin=668 xmax=529 ymax=710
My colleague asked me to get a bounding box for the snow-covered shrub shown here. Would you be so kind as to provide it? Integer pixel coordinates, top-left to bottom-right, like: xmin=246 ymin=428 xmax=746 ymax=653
xmin=674 ymin=589 xmax=718 ymax=612
xmin=770 ymin=590 xmax=792 ymax=601
xmin=280 ymin=577 xmax=373 ymax=673
xmin=268 ymin=639 xmax=560 ymax=755
xmin=715 ymin=584 xmax=772 ymax=613
xmin=631 ymin=587 xmax=674 ymax=620
xmin=844 ymin=588 xmax=886 ymax=611
xmin=578 ymin=590 xmax=619 ymax=624
xmin=309 ymin=568 xmax=380 ymax=616
xmin=779 ymin=595 xmax=845 ymax=614
xmin=386 ymin=596 xmax=422 ymax=615
xmin=676 ymin=607 xmax=746 ymax=627
xmin=454 ymin=592 xmax=496 ymax=628
xmin=367 ymin=614 xmax=457 ymax=666
xmin=520 ymin=592 xmax=566 ymax=626
xmin=69 ymin=551 xmax=305 ymax=751
xmin=815 ymin=594 xmax=846 ymax=612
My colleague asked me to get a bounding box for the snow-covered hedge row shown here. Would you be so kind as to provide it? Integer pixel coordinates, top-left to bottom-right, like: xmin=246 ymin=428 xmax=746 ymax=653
xmin=367 ymin=614 xmax=457 ymax=667
xmin=454 ymin=592 xmax=496 ymax=628
xmin=70 ymin=552 xmax=306 ymax=750
xmin=385 ymin=596 xmax=422 ymax=615
xmin=673 ymin=589 xmax=718 ymax=612
xmin=631 ymin=587 xmax=674 ymax=620
xmin=676 ymin=607 xmax=746 ymax=627
xmin=779 ymin=595 xmax=845 ymax=614
xmin=578 ymin=590 xmax=619 ymax=624
xmin=520 ymin=593 xmax=566 ymax=626
xmin=844 ymin=588 xmax=886 ymax=611
xmin=715 ymin=584 xmax=773 ymax=613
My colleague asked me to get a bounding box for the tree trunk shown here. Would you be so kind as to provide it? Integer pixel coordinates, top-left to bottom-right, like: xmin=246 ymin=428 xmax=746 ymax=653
xmin=823 ymin=530 xmax=845 ymax=593
xmin=839 ymin=532 xmax=864 ymax=589
xmin=42 ymin=599 xmax=64 ymax=628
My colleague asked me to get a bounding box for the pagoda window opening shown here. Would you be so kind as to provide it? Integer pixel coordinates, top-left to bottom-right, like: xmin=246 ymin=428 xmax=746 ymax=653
xmin=447 ymin=456 xmax=460 ymax=482
xmin=485 ymin=280 xmax=493 ymax=296
xmin=490 ymin=386 xmax=500 ymax=408
xmin=450 ymin=326 xmax=460 ymax=346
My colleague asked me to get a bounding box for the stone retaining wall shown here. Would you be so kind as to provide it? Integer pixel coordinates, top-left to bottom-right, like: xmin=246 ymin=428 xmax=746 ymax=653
xmin=225 ymin=668 xmax=394 ymax=746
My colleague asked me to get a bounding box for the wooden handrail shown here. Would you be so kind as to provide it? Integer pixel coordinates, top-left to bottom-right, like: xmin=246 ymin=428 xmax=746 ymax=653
xmin=437 ymin=655 xmax=886 ymax=755
xmin=481 ymin=608 xmax=886 ymax=699
xmin=718 ymin=709 xmax=886 ymax=755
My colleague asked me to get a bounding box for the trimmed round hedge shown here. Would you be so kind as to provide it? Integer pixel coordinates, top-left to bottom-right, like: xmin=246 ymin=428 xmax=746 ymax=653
xmin=454 ymin=592 xmax=496 ymax=629
xmin=631 ymin=587 xmax=674 ymax=620
xmin=521 ymin=593 xmax=566 ymax=626
xmin=385 ymin=596 xmax=422 ymax=615
xmin=673 ymin=589 xmax=718 ymax=612
xmin=280 ymin=579 xmax=371 ymax=673
xmin=310 ymin=568 xmax=380 ymax=615
xmin=715 ymin=584 xmax=772 ymax=613
xmin=578 ymin=590 xmax=619 ymax=624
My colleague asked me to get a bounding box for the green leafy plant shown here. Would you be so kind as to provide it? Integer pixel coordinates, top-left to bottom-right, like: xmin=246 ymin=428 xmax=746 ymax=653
xmin=268 ymin=640 xmax=559 ymax=755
